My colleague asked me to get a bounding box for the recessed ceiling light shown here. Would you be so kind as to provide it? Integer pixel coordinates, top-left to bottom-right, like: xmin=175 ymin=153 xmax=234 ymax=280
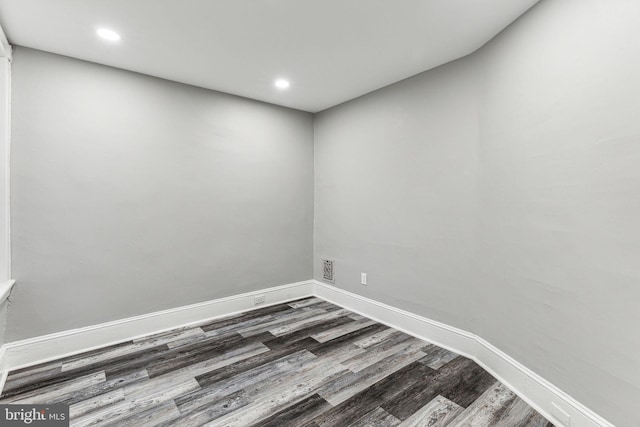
xmin=97 ymin=28 xmax=121 ymax=41
xmin=275 ymin=79 xmax=290 ymax=89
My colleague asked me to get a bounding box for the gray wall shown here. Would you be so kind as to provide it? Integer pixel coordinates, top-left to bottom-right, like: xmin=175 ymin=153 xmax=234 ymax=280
xmin=0 ymin=56 xmax=9 ymax=282
xmin=9 ymin=47 xmax=314 ymax=341
xmin=0 ymin=298 xmax=8 ymax=347
xmin=314 ymin=0 xmax=640 ymax=425
xmin=477 ymin=0 xmax=640 ymax=424
xmin=314 ymin=56 xmax=482 ymax=332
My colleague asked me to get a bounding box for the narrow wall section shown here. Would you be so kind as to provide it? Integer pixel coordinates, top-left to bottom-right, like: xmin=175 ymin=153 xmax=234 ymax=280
xmin=0 ymin=25 xmax=13 ymax=347
xmin=0 ymin=27 xmax=11 ymax=283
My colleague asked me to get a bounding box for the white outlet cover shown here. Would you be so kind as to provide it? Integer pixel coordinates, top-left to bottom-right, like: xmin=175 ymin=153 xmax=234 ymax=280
xmin=361 ymin=273 xmax=367 ymax=285
xmin=550 ymin=402 xmax=571 ymax=426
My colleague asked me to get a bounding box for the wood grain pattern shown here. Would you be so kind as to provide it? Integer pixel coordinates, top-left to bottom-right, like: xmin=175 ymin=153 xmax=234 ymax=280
xmin=69 ymin=389 xmax=125 ymax=419
xmin=398 ymin=395 xmax=464 ymax=427
xmin=318 ymin=347 xmax=428 ymax=406
xmin=310 ymin=318 xmax=377 ymax=343
xmin=3 ymin=371 xmax=107 ymax=404
xmin=249 ymin=393 xmax=331 ymax=427
xmin=0 ymin=296 xmax=553 ymax=426
xmin=350 ymin=407 xmax=401 ymax=427
xmin=420 ymin=345 xmax=459 ymax=370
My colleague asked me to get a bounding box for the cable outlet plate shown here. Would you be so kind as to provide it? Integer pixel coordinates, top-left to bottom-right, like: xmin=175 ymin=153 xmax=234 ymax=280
xmin=322 ymin=259 xmax=335 ymax=283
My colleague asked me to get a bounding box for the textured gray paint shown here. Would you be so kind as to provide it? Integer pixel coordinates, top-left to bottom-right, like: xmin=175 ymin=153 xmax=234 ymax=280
xmin=10 ymin=47 xmax=313 ymax=341
xmin=314 ymin=56 xmax=482 ymax=332
xmin=476 ymin=1 xmax=640 ymax=425
xmin=0 ymin=298 xmax=7 ymax=346
xmin=0 ymin=57 xmax=9 ymax=282
xmin=314 ymin=1 xmax=640 ymax=425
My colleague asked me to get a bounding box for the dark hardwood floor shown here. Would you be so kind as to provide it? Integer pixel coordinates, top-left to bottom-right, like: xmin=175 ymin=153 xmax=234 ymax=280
xmin=0 ymin=297 xmax=553 ymax=426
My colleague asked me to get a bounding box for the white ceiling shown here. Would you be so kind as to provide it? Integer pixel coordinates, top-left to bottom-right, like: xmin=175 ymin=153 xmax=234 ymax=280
xmin=0 ymin=0 xmax=538 ymax=112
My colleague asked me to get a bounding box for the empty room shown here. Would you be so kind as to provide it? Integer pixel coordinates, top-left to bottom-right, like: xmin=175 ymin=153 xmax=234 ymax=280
xmin=0 ymin=0 xmax=637 ymax=426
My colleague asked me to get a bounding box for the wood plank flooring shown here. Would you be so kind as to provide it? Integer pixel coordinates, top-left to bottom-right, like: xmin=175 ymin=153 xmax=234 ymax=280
xmin=0 ymin=297 xmax=554 ymax=426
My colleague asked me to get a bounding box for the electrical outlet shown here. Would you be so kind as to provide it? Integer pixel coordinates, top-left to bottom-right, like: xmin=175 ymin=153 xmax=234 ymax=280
xmin=254 ymin=294 xmax=265 ymax=305
xmin=322 ymin=259 xmax=335 ymax=283
xmin=361 ymin=272 xmax=367 ymax=285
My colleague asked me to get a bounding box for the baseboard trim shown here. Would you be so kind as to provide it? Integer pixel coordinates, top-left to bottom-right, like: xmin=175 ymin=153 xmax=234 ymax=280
xmin=313 ymin=281 xmax=613 ymax=427
xmin=0 ymin=279 xmax=15 ymax=304
xmin=0 ymin=279 xmax=612 ymax=427
xmin=0 ymin=280 xmax=314 ymax=375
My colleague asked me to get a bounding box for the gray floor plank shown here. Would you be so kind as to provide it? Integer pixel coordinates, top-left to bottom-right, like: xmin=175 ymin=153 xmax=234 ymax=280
xmin=263 ymin=316 xmax=355 ymax=349
xmin=447 ymin=382 xmax=516 ymax=427
xmin=2 ymin=363 xmax=63 ymax=392
xmin=382 ymin=356 xmax=493 ymax=420
xmin=70 ymin=378 xmax=199 ymax=427
xmin=352 ymin=327 xmax=400 ymax=349
xmin=268 ymin=308 xmax=351 ymax=336
xmin=420 ymin=345 xmax=459 ymax=370
xmin=1 ymin=297 xmax=552 ymax=427
xmin=197 ymin=305 xmax=291 ymax=333
xmin=104 ymin=400 xmax=181 ymax=427
xmin=319 ymin=347 xmax=427 ymax=405
xmin=60 ymin=328 xmax=205 ymax=372
xmin=248 ymin=393 xmax=332 ymax=427
xmin=237 ymin=307 xmax=329 ymax=337
xmin=348 ymin=313 xmax=367 ymax=321
xmin=56 ymin=370 xmax=149 ymax=406
xmin=140 ymin=342 xmax=269 ymax=388
xmin=310 ymin=361 xmax=435 ymax=427
xmin=202 ymin=309 xmax=314 ymax=339
xmin=1 ymin=371 xmax=106 ymax=404
xmin=159 ymin=390 xmax=249 ymax=427
xmin=69 ymin=389 xmax=125 ymax=419
xmin=342 ymin=333 xmax=424 ymax=373
xmin=489 ymin=391 xmax=551 ymax=427
xmin=397 ymin=395 xmax=464 ymax=427
xmin=288 ymin=297 xmax=324 ymax=309
xmin=311 ymin=318 xmax=377 ymax=343
xmin=350 ymin=407 xmax=401 ymax=427
xmin=177 ymin=349 xmax=317 ymax=414
xmin=203 ymin=362 xmax=349 ymax=427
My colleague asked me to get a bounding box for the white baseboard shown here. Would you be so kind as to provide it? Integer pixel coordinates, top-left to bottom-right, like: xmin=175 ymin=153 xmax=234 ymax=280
xmin=0 ymin=280 xmax=314 ymax=374
xmin=313 ymin=281 xmax=613 ymax=427
xmin=0 ymin=279 xmax=15 ymax=304
xmin=0 ymin=278 xmax=612 ymax=427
